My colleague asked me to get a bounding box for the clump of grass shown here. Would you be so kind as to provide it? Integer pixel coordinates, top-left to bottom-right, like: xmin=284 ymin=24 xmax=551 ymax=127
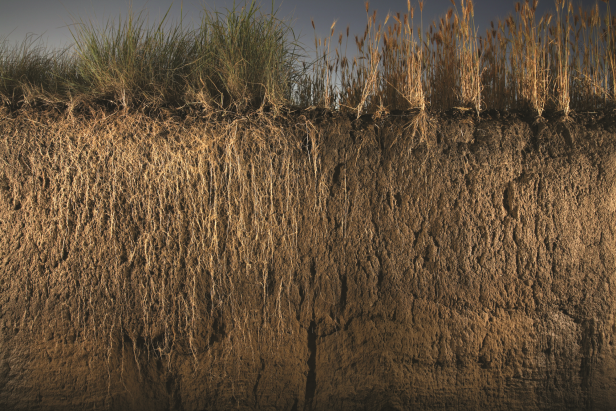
xmin=189 ymin=0 xmax=307 ymax=112
xmin=479 ymin=19 xmax=510 ymax=111
xmin=65 ymin=4 xmax=198 ymax=111
xmin=378 ymin=1 xmax=426 ymax=113
xmin=426 ymin=8 xmax=459 ymax=111
xmin=504 ymin=1 xmax=552 ymax=118
xmin=0 ymin=34 xmax=77 ymax=108
xmin=552 ymin=0 xmax=573 ymax=116
xmin=452 ymin=0 xmax=483 ymax=115
xmin=569 ymin=0 xmax=614 ymax=110
xmin=309 ymin=0 xmax=428 ymax=120
xmin=353 ymin=4 xmax=390 ymax=118
xmin=0 ymin=0 xmax=308 ymax=114
xmin=399 ymin=1 xmax=427 ymax=113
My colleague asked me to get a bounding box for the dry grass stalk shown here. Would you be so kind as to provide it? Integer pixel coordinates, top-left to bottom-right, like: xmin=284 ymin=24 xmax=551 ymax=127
xmin=608 ymin=3 xmax=616 ymax=107
xmin=552 ymin=0 xmax=572 ymax=116
xmin=588 ymin=0 xmax=616 ymax=108
xmin=479 ymin=19 xmax=508 ymax=110
xmin=424 ymin=7 xmax=459 ymax=111
xmin=506 ymin=1 xmax=551 ymax=117
xmin=453 ymin=0 xmax=483 ymax=115
xmin=354 ymin=3 xmax=389 ymax=118
xmin=305 ymin=18 xmax=338 ymax=109
xmin=381 ymin=1 xmax=426 ymax=112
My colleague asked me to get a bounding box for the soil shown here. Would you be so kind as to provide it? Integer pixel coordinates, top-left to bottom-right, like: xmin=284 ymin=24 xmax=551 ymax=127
xmin=1 ymin=108 xmax=616 ymax=410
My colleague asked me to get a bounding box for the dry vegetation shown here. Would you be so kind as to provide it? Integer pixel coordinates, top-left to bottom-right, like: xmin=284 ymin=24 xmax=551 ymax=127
xmin=1 ymin=0 xmax=616 ymax=364
xmin=307 ymin=0 xmax=616 ymax=119
xmin=1 ymin=0 xmax=615 ymax=118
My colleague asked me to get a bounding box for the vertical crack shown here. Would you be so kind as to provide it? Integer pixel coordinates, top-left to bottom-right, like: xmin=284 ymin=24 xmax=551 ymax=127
xmin=304 ymin=320 xmax=317 ymax=410
xmin=253 ymin=358 xmax=265 ymax=408
xmin=340 ymin=274 xmax=348 ymax=312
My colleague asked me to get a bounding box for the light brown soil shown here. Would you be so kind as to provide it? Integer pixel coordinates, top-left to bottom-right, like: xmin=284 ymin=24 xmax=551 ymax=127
xmin=1 ymin=108 xmax=616 ymax=410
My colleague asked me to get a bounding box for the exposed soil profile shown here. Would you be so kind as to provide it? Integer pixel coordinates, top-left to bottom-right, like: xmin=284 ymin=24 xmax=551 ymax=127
xmin=1 ymin=108 xmax=616 ymax=410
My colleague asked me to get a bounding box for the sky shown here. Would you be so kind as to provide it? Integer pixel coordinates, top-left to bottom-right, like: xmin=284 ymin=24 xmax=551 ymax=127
xmin=0 ymin=0 xmax=609 ymax=61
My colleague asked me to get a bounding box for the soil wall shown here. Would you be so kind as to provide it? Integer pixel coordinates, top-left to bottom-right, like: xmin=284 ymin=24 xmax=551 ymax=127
xmin=1 ymin=109 xmax=616 ymax=410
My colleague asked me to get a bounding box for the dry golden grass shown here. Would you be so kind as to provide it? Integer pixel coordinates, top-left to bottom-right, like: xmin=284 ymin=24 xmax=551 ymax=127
xmin=307 ymin=0 xmax=615 ymax=120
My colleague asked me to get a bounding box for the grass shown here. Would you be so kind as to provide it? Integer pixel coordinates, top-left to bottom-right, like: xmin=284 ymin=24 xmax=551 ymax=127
xmin=1 ymin=0 xmax=615 ymax=118
xmin=0 ymin=0 xmax=308 ymax=115
xmin=304 ymin=0 xmax=616 ymax=120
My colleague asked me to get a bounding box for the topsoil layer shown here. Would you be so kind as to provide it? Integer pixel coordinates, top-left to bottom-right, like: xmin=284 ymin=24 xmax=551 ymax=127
xmin=1 ymin=109 xmax=616 ymax=410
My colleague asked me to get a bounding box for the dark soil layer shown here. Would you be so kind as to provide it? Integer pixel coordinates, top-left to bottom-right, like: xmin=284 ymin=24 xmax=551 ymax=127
xmin=1 ymin=109 xmax=616 ymax=410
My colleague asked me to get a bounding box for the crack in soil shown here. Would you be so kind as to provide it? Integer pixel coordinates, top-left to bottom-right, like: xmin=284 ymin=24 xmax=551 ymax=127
xmin=304 ymin=320 xmax=317 ymax=410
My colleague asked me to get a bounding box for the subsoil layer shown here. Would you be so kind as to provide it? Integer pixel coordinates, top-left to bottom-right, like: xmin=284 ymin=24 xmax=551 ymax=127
xmin=1 ymin=109 xmax=616 ymax=410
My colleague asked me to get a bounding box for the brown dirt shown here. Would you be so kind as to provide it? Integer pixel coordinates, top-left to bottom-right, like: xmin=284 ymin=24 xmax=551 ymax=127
xmin=1 ymin=108 xmax=616 ymax=410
